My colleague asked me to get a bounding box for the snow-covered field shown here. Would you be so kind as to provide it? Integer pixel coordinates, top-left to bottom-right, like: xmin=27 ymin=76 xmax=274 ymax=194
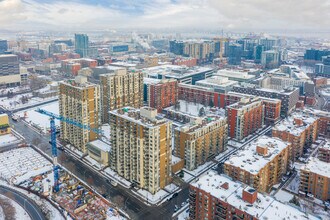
xmin=0 ymin=133 xmax=19 ymax=147
xmin=274 ymin=189 xmax=294 ymax=203
xmin=18 ymin=101 xmax=59 ymax=132
xmin=0 ymin=93 xmax=57 ymax=111
xmin=0 ymin=194 xmax=31 ymax=220
xmin=0 ymin=147 xmax=52 ymax=184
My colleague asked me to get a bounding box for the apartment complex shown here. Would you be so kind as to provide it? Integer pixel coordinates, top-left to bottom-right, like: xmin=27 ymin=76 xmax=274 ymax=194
xmin=100 ymin=68 xmax=143 ymax=123
xmin=61 ymin=58 xmax=97 ymax=75
xmin=233 ymin=85 xmax=299 ymax=117
xmin=303 ymin=108 xmax=330 ymax=138
xmin=262 ymin=97 xmax=281 ymax=125
xmin=0 ymin=54 xmax=27 ymax=87
xmin=109 ymin=107 xmax=172 ymax=194
xmin=144 ymin=78 xmax=178 ymax=113
xmin=272 ymin=112 xmax=319 ymax=161
xmin=189 ymin=171 xmax=318 ymax=220
xmin=318 ymin=141 xmax=330 ymax=163
xmin=174 ymin=116 xmax=227 ymax=170
xmin=299 ymin=158 xmax=330 ymax=201
xmin=59 ymin=76 xmax=101 ymax=152
xmin=224 ymin=136 xmax=290 ymax=192
xmin=195 ymin=76 xmax=238 ymax=93
xmin=227 ymin=97 xmax=264 ymax=141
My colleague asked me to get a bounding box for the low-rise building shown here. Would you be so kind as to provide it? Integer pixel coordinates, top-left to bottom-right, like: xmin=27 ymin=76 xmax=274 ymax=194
xmin=299 ymin=158 xmax=330 ymax=201
xmin=0 ymin=114 xmax=10 ymax=135
xmin=86 ymin=140 xmax=110 ymax=166
xmin=272 ymin=112 xmax=319 ymax=161
xmin=189 ymin=171 xmax=319 ymax=220
xmin=174 ymin=115 xmax=227 ymax=170
xmin=195 ymin=76 xmax=238 ymax=93
xmin=224 ymin=136 xmax=290 ymax=192
xmin=227 ymin=97 xmax=264 ymax=141
xmin=213 ymin=69 xmax=256 ymax=82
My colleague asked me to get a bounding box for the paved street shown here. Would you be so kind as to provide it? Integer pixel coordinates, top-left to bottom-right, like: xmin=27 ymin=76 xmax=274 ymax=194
xmin=0 ymin=185 xmax=46 ymax=220
xmin=8 ymin=116 xmax=188 ymax=220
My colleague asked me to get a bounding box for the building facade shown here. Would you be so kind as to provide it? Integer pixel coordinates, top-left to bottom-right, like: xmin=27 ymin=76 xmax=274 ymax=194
xmin=0 ymin=114 xmax=10 ymax=135
xmin=109 ymin=107 xmax=172 ymax=194
xmin=59 ymin=76 xmax=101 ymax=152
xmin=224 ymin=136 xmax=290 ymax=192
xmin=189 ymin=171 xmax=318 ymax=220
xmin=0 ymin=54 xmax=27 ymax=87
xmin=75 ymin=34 xmax=89 ymax=57
xmin=227 ymin=97 xmax=264 ymax=141
xmin=100 ymin=69 xmax=143 ymax=123
xmin=272 ymin=112 xmax=319 ymax=161
xmin=299 ymin=158 xmax=330 ymax=201
xmin=174 ymin=116 xmax=227 ymax=170
xmin=146 ymin=78 xmax=178 ymax=113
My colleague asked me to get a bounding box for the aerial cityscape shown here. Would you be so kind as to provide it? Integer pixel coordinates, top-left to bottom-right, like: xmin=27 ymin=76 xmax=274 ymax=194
xmin=0 ymin=0 xmax=329 ymax=220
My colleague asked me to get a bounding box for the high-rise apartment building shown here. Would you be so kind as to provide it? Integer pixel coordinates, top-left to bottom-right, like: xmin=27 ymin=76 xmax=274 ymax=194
xmin=100 ymin=69 xmax=143 ymax=123
xmin=315 ymin=55 xmax=330 ymax=78
xmin=0 ymin=54 xmax=27 ymax=87
xmin=75 ymin=34 xmax=89 ymax=57
xmin=109 ymin=107 xmax=172 ymax=194
xmin=144 ymin=78 xmax=178 ymax=113
xmin=174 ymin=116 xmax=227 ymax=170
xmin=272 ymin=112 xmax=319 ymax=161
xmin=261 ymin=50 xmax=280 ymax=69
xmin=0 ymin=40 xmax=8 ymax=54
xmin=259 ymin=38 xmax=277 ymax=51
xmin=189 ymin=171 xmax=319 ymax=220
xmin=225 ymin=43 xmax=243 ymax=65
xmin=59 ymin=76 xmax=101 ymax=152
xmin=224 ymin=136 xmax=290 ymax=192
xmin=227 ymin=97 xmax=264 ymax=141
xmin=299 ymin=158 xmax=330 ymax=201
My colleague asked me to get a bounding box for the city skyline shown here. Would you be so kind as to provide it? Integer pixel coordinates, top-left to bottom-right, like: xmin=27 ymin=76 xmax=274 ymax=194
xmin=0 ymin=0 xmax=329 ymax=34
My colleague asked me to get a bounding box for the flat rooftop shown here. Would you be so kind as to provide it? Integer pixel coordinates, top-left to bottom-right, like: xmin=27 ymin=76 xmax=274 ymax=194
xmin=143 ymin=64 xmax=213 ymax=79
xmin=191 ymin=172 xmax=318 ymax=220
xmin=227 ymin=97 xmax=262 ymax=110
xmin=214 ymin=69 xmax=255 ymax=80
xmin=273 ymin=112 xmax=319 ymax=136
xmin=88 ymin=139 xmax=111 ymax=152
xmin=225 ymin=136 xmax=290 ymax=174
xmin=301 ymin=157 xmax=330 ymax=178
xmin=196 ymin=76 xmax=238 ymax=88
xmin=110 ymin=107 xmax=168 ymax=128
xmin=176 ymin=115 xmax=226 ymax=134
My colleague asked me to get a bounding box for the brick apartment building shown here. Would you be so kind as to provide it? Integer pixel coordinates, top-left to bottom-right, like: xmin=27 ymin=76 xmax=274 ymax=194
xmin=227 ymin=97 xmax=264 ymax=141
xmin=299 ymin=157 xmax=330 ymax=201
xmin=174 ymin=115 xmax=227 ymax=170
xmin=61 ymin=58 xmax=97 ymax=75
xmin=145 ymin=78 xmax=178 ymax=113
xmin=303 ymin=108 xmax=330 ymax=138
xmin=224 ymin=136 xmax=290 ymax=192
xmin=272 ymin=112 xmax=319 ymax=161
xmin=318 ymin=141 xmax=330 ymax=163
xmin=189 ymin=172 xmax=319 ymax=220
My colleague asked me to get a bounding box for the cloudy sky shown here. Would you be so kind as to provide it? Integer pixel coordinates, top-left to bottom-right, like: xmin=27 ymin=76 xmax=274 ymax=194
xmin=0 ymin=0 xmax=329 ymax=32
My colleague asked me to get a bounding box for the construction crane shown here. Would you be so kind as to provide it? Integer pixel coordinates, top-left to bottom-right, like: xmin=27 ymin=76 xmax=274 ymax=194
xmin=35 ymin=108 xmax=105 ymax=192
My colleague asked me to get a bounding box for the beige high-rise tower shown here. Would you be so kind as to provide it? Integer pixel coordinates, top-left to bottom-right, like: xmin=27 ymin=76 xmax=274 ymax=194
xmin=59 ymin=76 xmax=101 ymax=152
xmin=109 ymin=107 xmax=172 ymax=194
xmin=100 ymin=68 xmax=143 ymax=123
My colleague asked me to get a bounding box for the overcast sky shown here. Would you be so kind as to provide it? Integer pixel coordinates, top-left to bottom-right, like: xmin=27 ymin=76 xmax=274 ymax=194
xmin=0 ymin=0 xmax=329 ymax=32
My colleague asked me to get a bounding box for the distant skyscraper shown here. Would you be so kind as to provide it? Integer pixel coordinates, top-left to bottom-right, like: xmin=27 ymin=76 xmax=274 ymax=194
xmin=0 ymin=40 xmax=8 ymax=54
xmin=259 ymin=38 xmax=277 ymax=51
xmin=254 ymin=44 xmax=265 ymax=63
xmin=315 ymin=55 xmax=330 ymax=77
xmin=0 ymin=54 xmax=26 ymax=87
xmin=261 ymin=50 xmax=280 ymax=69
xmin=225 ymin=43 xmax=242 ymax=65
xmin=75 ymin=34 xmax=89 ymax=57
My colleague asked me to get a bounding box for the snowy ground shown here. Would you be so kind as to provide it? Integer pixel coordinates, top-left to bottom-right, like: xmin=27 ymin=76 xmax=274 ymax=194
xmin=17 ymin=101 xmax=59 ymax=133
xmin=0 ymin=147 xmax=52 ymax=185
xmin=173 ymin=204 xmax=189 ymax=220
xmin=0 ymin=180 xmax=65 ymax=220
xmin=134 ymin=188 xmax=169 ymax=205
xmin=274 ymin=189 xmax=294 ymax=203
xmin=0 ymin=93 xmax=57 ymax=111
xmin=183 ymin=161 xmax=213 ymax=178
xmin=0 ymin=133 xmax=19 ymax=147
xmin=0 ymin=194 xmax=31 ymax=220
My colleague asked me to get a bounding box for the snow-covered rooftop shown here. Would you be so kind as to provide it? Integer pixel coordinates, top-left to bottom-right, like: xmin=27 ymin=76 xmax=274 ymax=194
xmin=176 ymin=115 xmax=226 ymax=134
xmin=301 ymin=157 xmax=330 ymax=178
xmin=225 ymin=136 xmax=290 ymax=174
xmin=273 ymin=112 xmax=319 ymax=136
xmin=214 ymin=69 xmax=255 ymax=80
xmin=88 ymin=139 xmax=111 ymax=152
xmin=191 ymin=171 xmax=319 ymax=220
